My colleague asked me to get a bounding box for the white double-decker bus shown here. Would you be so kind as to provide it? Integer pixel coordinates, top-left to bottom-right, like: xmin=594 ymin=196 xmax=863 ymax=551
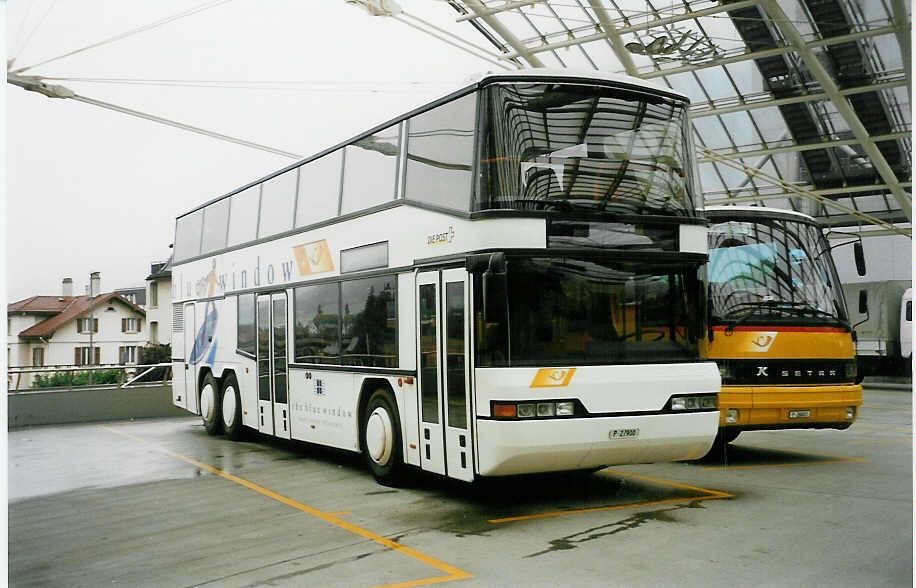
xmin=171 ymin=69 xmax=720 ymax=485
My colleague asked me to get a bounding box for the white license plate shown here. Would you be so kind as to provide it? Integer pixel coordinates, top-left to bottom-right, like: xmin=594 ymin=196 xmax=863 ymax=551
xmin=788 ymin=409 xmax=811 ymax=419
xmin=609 ymin=428 xmax=640 ymax=439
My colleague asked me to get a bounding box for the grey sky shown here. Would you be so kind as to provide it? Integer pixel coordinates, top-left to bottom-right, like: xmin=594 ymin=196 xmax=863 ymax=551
xmin=6 ymin=0 xmax=500 ymax=302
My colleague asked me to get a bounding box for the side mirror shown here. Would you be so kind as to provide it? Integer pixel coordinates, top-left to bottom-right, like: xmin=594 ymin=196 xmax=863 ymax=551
xmin=482 ymin=253 xmax=507 ymax=324
xmin=853 ymin=241 xmax=866 ymax=276
xmin=858 ymin=289 xmax=868 ymax=315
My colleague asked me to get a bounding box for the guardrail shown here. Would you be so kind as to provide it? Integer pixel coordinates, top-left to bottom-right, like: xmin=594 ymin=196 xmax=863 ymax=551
xmin=7 ymin=363 xmax=172 ymax=392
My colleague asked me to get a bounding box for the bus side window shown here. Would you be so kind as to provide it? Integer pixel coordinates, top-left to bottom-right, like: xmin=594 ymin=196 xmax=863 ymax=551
xmin=259 ymin=169 xmax=297 ymax=238
xmin=341 ymin=124 xmax=399 ymax=215
xmin=294 ymin=283 xmax=341 ymax=365
xmin=404 ymin=92 xmax=476 ymax=212
xmin=237 ymin=294 xmax=256 ymax=355
xmin=906 ymin=300 xmax=912 ymax=322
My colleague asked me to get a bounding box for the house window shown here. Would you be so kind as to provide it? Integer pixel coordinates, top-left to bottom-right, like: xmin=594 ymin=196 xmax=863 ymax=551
xmin=32 ymin=347 xmax=44 ymax=367
xmin=77 ymin=318 xmax=99 ymax=333
xmin=75 ymin=346 xmax=100 ymax=366
xmin=123 ymin=293 xmax=137 ymax=304
xmin=122 ymin=318 xmax=141 ymax=333
xmin=119 ymin=346 xmax=138 ymax=365
xmin=149 ymin=281 xmax=158 ymax=308
xmin=150 ymin=321 xmax=159 ymax=343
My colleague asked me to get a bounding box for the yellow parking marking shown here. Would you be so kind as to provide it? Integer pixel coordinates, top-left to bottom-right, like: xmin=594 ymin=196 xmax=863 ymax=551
xmin=326 ymin=510 xmax=352 ymax=516
xmin=700 ymin=445 xmax=867 ymax=470
xmin=98 ymin=425 xmax=471 ymax=588
xmin=488 ymin=469 xmax=732 ymax=524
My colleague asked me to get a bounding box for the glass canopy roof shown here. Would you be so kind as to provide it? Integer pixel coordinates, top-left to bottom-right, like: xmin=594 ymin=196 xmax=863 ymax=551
xmin=401 ymin=0 xmax=912 ymax=237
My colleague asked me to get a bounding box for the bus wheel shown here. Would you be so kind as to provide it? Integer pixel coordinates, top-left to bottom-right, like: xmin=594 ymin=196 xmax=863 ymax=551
xmin=361 ymin=388 xmax=404 ymax=486
xmin=220 ymin=374 xmax=243 ymax=441
xmin=200 ymin=373 xmax=223 ymax=436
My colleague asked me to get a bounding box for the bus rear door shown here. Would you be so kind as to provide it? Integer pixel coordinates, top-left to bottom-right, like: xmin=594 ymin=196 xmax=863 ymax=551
xmin=416 ymin=269 xmax=474 ymax=482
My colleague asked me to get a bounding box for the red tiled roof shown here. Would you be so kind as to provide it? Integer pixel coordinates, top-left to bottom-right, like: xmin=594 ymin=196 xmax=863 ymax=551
xmin=17 ymin=293 xmax=146 ymax=338
xmin=8 ymin=296 xmax=77 ymax=314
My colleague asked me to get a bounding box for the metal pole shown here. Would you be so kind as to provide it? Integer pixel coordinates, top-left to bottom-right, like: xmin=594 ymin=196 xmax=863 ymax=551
xmin=89 ymin=272 xmax=99 ymax=385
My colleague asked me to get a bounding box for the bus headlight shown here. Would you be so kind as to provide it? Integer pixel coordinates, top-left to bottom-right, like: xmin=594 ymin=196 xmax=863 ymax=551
xmin=556 ymin=401 xmax=575 ymax=416
xmin=517 ymin=403 xmax=536 ymax=418
xmin=491 ymin=400 xmax=580 ymax=419
xmin=670 ymin=394 xmax=718 ymax=411
xmin=845 ymin=407 xmax=856 ymax=420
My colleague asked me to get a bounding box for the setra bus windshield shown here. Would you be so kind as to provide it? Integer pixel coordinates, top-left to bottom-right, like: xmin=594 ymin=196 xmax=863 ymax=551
xmin=708 ymin=216 xmax=848 ymax=327
xmin=475 ymin=82 xmax=695 ymax=216
xmin=474 ymin=255 xmax=704 ymax=367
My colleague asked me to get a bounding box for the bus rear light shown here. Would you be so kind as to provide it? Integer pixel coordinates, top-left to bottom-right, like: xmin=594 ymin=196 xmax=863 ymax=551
xmin=493 ymin=404 xmax=517 ymax=418
xmin=726 ymin=409 xmax=739 ymax=423
xmin=517 ymin=403 xmax=536 ymax=418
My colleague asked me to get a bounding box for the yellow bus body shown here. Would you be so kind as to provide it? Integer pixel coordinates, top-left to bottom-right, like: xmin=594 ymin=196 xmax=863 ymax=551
xmin=706 ymin=326 xmax=863 ymax=430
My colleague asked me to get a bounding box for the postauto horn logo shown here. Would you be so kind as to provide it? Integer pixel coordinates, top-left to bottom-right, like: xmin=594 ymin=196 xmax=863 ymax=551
xmin=530 ymin=368 xmax=576 ymax=388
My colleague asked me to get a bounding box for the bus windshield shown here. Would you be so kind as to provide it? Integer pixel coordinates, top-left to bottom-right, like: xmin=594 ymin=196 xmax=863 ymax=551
xmin=708 ymin=217 xmax=848 ymax=326
xmin=475 ymin=82 xmax=695 ymax=216
xmin=475 ymin=255 xmax=703 ymax=367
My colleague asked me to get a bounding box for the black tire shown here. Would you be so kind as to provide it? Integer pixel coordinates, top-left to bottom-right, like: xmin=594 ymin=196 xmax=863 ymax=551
xmin=220 ymin=373 xmax=244 ymax=440
xmin=200 ymin=372 xmax=223 ymax=436
xmin=360 ymin=388 xmax=405 ymax=486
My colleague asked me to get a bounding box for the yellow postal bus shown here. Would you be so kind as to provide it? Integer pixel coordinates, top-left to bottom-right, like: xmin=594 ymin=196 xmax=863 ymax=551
xmin=704 ymin=206 xmax=863 ymax=448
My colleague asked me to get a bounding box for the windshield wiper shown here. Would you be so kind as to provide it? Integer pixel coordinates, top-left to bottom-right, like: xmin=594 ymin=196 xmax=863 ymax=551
xmin=721 ymin=300 xmax=842 ymax=334
xmin=510 ymin=198 xmax=578 ymax=212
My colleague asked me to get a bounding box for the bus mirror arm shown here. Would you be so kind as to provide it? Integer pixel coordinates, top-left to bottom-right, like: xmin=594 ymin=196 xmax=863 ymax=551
xmin=822 ymin=232 xmax=866 ymax=276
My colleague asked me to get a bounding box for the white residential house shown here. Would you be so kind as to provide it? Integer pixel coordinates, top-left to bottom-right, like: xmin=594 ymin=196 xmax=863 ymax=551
xmin=145 ymin=257 xmax=172 ymax=346
xmin=8 ymin=278 xmax=148 ymax=386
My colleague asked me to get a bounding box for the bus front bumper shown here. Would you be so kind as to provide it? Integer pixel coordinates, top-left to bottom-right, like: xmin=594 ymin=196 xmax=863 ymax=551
xmin=717 ymin=384 xmax=863 ymax=430
xmin=475 ymin=411 xmax=719 ymax=477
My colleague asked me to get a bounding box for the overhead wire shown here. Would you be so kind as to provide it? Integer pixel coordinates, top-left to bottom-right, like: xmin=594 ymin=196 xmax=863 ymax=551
xmin=11 ymin=0 xmax=236 ymax=74
xmin=9 ymin=0 xmax=38 ymax=65
xmin=12 ymin=0 xmax=60 ymax=65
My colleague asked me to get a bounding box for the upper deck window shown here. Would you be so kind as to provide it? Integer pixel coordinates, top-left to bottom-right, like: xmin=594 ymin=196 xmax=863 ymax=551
xmin=341 ymin=124 xmax=400 ymax=215
xmin=201 ymin=198 xmax=230 ymax=253
xmin=475 ymin=82 xmax=695 ymax=217
xmin=174 ymin=209 xmax=203 ymax=261
xmin=296 ymin=149 xmax=343 ymax=227
xmin=227 ymin=185 xmax=260 ymax=247
xmin=258 ymin=169 xmax=297 ymax=238
xmin=405 ymin=93 xmax=476 ymax=211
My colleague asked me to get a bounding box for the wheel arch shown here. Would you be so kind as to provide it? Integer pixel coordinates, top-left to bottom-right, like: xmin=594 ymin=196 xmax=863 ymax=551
xmin=357 ymin=378 xmax=401 ymax=449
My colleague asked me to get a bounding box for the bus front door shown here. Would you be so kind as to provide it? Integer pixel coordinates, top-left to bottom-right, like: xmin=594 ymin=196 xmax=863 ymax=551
xmin=417 ymin=269 xmax=474 ymax=482
xmin=256 ymin=292 xmax=291 ymax=439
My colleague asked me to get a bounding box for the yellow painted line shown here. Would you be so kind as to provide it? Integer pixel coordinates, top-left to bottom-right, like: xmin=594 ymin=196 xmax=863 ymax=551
xmin=607 ymin=469 xmax=734 ymax=498
xmin=700 ymin=444 xmax=867 ymax=470
xmin=488 ymin=469 xmax=732 ymax=524
xmin=97 ymin=425 xmax=471 ymax=587
xmin=325 ymin=510 xmax=352 ymax=516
